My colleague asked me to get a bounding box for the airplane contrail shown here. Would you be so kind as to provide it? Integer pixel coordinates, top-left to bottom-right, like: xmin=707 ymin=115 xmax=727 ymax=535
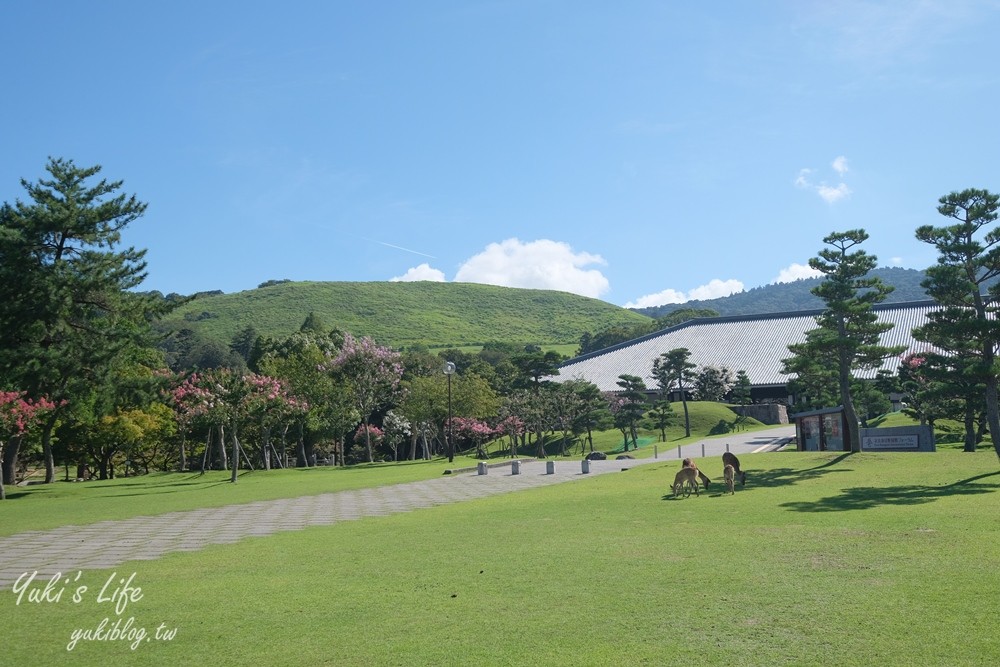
xmin=362 ymin=237 xmax=438 ymax=259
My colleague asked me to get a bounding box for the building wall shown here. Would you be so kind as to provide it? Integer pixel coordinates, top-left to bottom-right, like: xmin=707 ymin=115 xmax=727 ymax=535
xmin=733 ymin=404 xmax=788 ymax=425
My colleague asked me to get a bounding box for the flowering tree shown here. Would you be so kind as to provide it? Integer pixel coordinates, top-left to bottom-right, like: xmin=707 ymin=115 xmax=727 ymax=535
xmin=495 ymin=414 xmax=525 ymax=459
xmin=1 ymin=392 xmax=55 ymax=500
xmin=172 ymin=370 xmax=308 ymax=479
xmin=242 ymin=373 xmax=309 ymax=470
xmin=352 ymin=424 xmax=384 ymax=462
xmin=324 ymin=334 xmax=403 ymax=463
xmin=381 ymin=410 xmax=411 ymax=461
xmin=448 ymin=417 xmax=496 ymax=459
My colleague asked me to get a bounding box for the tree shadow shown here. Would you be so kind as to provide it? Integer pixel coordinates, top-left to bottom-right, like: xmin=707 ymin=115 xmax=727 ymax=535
xmin=780 ymin=470 xmax=1000 ymax=512
xmin=731 ymin=452 xmax=856 ymax=490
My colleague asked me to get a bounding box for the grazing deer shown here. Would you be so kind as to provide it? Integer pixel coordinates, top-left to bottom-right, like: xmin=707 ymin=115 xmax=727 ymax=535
xmin=722 ymin=451 xmax=746 ymax=486
xmin=672 ymin=467 xmax=700 ymax=497
xmin=682 ymin=458 xmax=711 ymax=489
xmin=723 ymin=464 xmax=736 ymax=495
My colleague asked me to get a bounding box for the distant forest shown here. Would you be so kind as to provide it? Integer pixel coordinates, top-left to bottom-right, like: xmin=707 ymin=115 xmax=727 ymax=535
xmin=631 ymin=267 xmax=931 ymax=319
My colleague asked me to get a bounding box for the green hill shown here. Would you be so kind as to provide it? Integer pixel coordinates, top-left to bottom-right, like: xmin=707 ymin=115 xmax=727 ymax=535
xmin=156 ymin=281 xmax=653 ymax=350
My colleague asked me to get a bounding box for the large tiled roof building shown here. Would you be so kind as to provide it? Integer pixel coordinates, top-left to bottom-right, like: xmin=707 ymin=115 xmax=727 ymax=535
xmin=555 ymin=300 xmax=938 ymax=399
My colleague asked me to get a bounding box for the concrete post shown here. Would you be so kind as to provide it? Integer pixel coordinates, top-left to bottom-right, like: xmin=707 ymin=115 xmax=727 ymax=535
xmin=511 ymin=460 xmax=521 ymax=475
xmin=477 ymin=462 xmax=488 ymax=476
xmin=546 ymin=461 xmax=555 ymax=475
xmin=581 ymin=460 xmax=590 ymax=474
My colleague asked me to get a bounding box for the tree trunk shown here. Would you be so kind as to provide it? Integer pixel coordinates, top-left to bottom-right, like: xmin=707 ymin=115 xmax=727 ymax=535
xmin=2 ymin=434 xmax=22 ymax=487
xmin=0 ymin=438 xmax=8 ymax=500
xmin=987 ymin=377 xmax=1000 ymax=462
xmin=364 ymin=421 xmax=374 ymax=463
xmin=200 ymin=429 xmax=211 ymax=474
xmin=230 ymin=423 xmax=239 ymax=483
xmin=178 ymin=431 xmax=187 ymax=472
xmin=296 ymin=422 xmax=307 ymax=467
xmin=42 ymin=413 xmax=58 ymax=484
xmin=261 ymin=424 xmax=271 ymax=471
xmin=839 ymin=374 xmax=861 ymax=453
xmin=964 ymin=401 xmax=977 ymax=453
xmin=217 ymin=424 xmax=228 ymax=470
xmin=98 ymin=453 xmax=111 ymax=480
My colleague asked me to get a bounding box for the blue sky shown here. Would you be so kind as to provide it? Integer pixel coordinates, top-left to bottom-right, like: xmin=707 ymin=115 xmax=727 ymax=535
xmin=3 ymin=1 xmax=999 ymax=308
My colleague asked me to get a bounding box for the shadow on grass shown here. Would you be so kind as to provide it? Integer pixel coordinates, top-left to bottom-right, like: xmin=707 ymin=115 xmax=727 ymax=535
xmin=713 ymin=452 xmax=855 ymax=492
xmin=780 ymin=470 xmax=1000 ymax=512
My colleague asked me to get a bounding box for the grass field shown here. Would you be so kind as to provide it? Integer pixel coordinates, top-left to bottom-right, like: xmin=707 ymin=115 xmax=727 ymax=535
xmin=4 ymin=441 xmax=1000 ymax=666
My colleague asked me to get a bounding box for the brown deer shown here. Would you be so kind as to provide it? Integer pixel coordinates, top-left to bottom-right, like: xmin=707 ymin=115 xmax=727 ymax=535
xmin=682 ymin=458 xmax=711 ymax=489
xmin=723 ymin=464 xmax=736 ymax=495
xmin=722 ymin=451 xmax=746 ymax=486
xmin=672 ymin=467 xmax=700 ymax=497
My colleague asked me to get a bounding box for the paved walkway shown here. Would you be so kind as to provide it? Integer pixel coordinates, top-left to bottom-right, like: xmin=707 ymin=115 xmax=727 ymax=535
xmin=0 ymin=426 xmax=794 ymax=587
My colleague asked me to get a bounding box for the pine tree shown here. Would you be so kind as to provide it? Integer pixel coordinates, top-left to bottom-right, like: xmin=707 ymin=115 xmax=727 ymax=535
xmin=783 ymin=229 xmax=903 ymax=452
xmin=0 ymin=158 xmax=172 ymax=483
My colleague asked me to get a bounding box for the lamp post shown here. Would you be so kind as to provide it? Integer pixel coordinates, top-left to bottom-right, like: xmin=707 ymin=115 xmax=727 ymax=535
xmin=443 ymin=361 xmax=456 ymax=462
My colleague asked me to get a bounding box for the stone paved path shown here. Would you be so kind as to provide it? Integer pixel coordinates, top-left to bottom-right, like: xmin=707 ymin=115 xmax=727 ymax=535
xmin=0 ymin=427 xmax=794 ymax=587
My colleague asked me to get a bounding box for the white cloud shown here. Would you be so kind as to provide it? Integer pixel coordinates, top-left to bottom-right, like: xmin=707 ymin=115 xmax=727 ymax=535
xmin=794 ymin=168 xmax=813 ymax=189
xmin=390 ymin=263 xmax=446 ymax=282
xmin=624 ymin=289 xmax=688 ymax=309
xmin=454 ymin=238 xmax=610 ymax=298
xmin=625 ymin=279 xmax=744 ymax=309
xmin=890 ymin=256 xmax=903 ymax=266
xmin=795 ymin=158 xmax=852 ymax=204
xmin=817 ymin=182 xmax=852 ymax=203
xmin=773 ymin=262 xmax=823 ymax=283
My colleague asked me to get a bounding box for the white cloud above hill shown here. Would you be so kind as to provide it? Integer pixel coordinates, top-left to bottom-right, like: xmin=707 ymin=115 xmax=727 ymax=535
xmin=625 ymin=278 xmax=744 ymax=309
xmin=390 ymin=263 xmax=446 ymax=282
xmin=773 ymin=262 xmax=823 ymax=283
xmin=453 ymin=238 xmax=610 ymax=298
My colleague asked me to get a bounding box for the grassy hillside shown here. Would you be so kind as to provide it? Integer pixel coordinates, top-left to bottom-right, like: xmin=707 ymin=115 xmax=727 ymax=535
xmin=156 ymin=281 xmax=652 ymax=349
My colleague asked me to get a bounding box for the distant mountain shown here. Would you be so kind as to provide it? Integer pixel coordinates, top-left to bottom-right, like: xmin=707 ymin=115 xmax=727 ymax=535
xmin=154 ymin=281 xmax=653 ymax=351
xmin=632 ymin=267 xmax=931 ymax=319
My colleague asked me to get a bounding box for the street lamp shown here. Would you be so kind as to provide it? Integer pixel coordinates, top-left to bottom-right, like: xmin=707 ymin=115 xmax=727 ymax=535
xmin=443 ymin=361 xmax=456 ymax=462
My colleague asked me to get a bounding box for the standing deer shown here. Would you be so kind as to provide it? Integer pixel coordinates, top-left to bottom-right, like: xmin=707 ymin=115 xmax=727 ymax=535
xmin=672 ymin=467 xmax=700 ymax=497
xmin=681 ymin=458 xmax=711 ymax=489
xmin=722 ymin=451 xmax=746 ymax=486
xmin=723 ymin=464 xmax=736 ymax=495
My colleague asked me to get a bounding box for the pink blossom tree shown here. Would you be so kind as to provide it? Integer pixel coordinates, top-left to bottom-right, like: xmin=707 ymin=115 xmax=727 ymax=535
xmin=448 ymin=417 xmax=497 ymax=459
xmin=1 ymin=392 xmax=55 ymax=500
xmin=323 ymin=334 xmax=403 ymax=463
xmin=172 ymin=370 xmax=308 ymax=479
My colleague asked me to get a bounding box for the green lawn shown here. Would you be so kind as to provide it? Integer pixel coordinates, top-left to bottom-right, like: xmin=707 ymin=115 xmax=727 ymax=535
xmin=4 ymin=447 xmax=999 ymax=666
xmin=1 ymin=402 xmax=770 ymax=537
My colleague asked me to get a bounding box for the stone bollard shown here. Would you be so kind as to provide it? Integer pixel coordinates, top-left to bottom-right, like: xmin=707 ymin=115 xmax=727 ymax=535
xmin=511 ymin=460 xmax=521 ymax=475
xmin=477 ymin=462 xmax=488 ymax=476
xmin=582 ymin=459 xmax=590 ymax=474
xmin=546 ymin=461 xmax=555 ymax=475
xmin=654 ymin=445 xmax=658 ymax=459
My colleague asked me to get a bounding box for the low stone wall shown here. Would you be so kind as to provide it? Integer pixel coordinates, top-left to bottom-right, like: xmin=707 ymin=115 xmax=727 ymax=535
xmin=733 ymin=404 xmax=788 ymax=425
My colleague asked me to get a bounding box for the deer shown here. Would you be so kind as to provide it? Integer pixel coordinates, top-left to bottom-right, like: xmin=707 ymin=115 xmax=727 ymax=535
xmin=672 ymin=466 xmax=700 ymax=497
xmin=681 ymin=457 xmax=711 ymax=489
xmin=722 ymin=451 xmax=746 ymax=486
xmin=723 ymin=464 xmax=736 ymax=495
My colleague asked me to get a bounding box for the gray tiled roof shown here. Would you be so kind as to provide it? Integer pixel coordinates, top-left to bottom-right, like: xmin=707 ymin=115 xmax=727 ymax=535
xmin=555 ymin=301 xmax=939 ymax=392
